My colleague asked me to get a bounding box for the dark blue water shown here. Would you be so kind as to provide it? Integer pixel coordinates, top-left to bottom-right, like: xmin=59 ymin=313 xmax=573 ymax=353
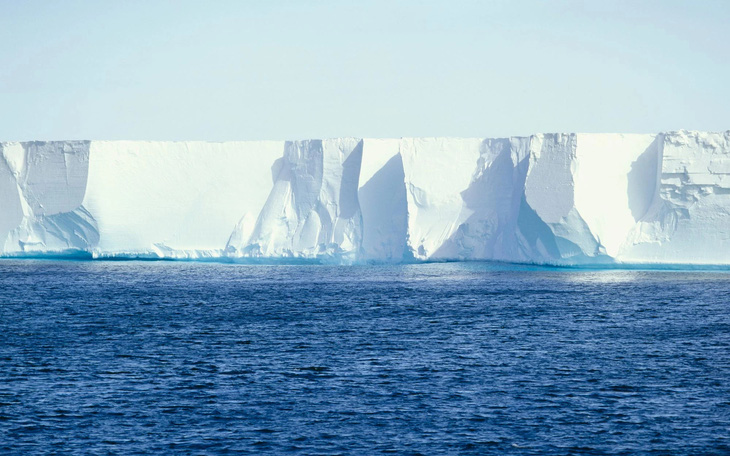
xmin=1 ymin=260 xmax=729 ymax=455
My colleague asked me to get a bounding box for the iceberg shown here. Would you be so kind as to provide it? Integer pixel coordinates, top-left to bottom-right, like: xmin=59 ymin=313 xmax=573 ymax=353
xmin=1 ymin=131 xmax=728 ymax=265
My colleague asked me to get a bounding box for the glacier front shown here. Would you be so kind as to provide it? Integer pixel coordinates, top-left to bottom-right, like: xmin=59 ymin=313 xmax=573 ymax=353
xmin=1 ymin=131 xmax=729 ymax=265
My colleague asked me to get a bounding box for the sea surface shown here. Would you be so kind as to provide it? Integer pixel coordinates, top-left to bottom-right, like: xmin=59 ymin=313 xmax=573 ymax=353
xmin=0 ymin=260 xmax=729 ymax=455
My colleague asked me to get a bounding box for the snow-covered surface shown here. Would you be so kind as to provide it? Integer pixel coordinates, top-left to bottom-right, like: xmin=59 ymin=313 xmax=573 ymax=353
xmin=1 ymin=131 xmax=729 ymax=265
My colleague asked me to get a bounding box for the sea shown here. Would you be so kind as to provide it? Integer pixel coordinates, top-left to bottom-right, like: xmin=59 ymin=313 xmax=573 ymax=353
xmin=0 ymin=260 xmax=728 ymax=455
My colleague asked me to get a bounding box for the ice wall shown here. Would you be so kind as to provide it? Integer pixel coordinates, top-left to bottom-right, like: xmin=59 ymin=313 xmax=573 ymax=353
xmin=82 ymin=141 xmax=284 ymax=258
xmin=1 ymin=131 xmax=728 ymax=265
xmin=227 ymin=138 xmax=363 ymax=259
xmin=619 ymin=131 xmax=730 ymax=264
xmin=400 ymin=137 xmax=484 ymax=260
xmin=357 ymin=139 xmax=407 ymax=262
xmin=0 ymin=141 xmax=97 ymax=254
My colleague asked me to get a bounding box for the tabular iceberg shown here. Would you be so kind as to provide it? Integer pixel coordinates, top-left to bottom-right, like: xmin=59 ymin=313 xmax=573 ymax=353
xmin=1 ymin=131 xmax=728 ymax=265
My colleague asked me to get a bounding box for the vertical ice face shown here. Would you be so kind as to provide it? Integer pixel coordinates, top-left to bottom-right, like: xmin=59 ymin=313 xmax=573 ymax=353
xmin=0 ymin=141 xmax=97 ymax=253
xmin=572 ymin=133 xmax=660 ymax=257
xmin=620 ymin=131 xmax=730 ymax=264
xmin=396 ymin=134 xmax=652 ymax=264
xmin=519 ymin=133 xmax=663 ymax=263
xmin=236 ymin=138 xmax=364 ymax=259
xmin=357 ymin=139 xmax=407 ymax=262
xmin=83 ymin=141 xmax=283 ymax=257
xmin=22 ymin=141 xmax=90 ymax=215
xmin=0 ymin=143 xmax=24 ymax=245
xmin=521 ymin=133 xmax=605 ymax=262
xmin=434 ymin=137 xmax=532 ymax=261
xmin=1 ymin=132 xmax=729 ymax=264
xmin=400 ymin=137 xmax=484 ymax=260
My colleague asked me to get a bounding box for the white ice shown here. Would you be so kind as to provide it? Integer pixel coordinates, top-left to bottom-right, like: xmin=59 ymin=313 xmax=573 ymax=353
xmin=1 ymin=131 xmax=728 ymax=265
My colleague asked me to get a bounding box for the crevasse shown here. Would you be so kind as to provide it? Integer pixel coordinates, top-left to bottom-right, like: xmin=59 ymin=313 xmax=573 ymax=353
xmin=1 ymin=131 xmax=728 ymax=265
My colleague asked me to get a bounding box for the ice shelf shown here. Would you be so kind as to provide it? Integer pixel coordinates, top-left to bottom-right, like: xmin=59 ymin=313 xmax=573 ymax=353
xmin=1 ymin=131 xmax=729 ymax=265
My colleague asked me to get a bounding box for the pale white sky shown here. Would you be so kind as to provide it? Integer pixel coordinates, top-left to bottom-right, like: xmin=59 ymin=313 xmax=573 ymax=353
xmin=1 ymin=0 xmax=728 ymax=141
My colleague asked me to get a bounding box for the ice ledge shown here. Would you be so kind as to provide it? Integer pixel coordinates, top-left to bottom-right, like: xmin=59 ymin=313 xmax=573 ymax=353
xmin=1 ymin=131 xmax=729 ymax=266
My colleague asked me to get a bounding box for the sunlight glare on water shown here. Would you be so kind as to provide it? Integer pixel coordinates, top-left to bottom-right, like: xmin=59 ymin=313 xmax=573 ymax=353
xmin=0 ymin=260 xmax=729 ymax=455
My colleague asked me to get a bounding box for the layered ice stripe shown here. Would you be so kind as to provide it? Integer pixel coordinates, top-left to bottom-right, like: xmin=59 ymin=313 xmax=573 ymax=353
xmin=1 ymin=131 xmax=728 ymax=265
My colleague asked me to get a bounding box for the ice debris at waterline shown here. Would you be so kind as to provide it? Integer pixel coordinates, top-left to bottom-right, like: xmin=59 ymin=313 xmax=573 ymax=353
xmin=1 ymin=131 xmax=729 ymax=265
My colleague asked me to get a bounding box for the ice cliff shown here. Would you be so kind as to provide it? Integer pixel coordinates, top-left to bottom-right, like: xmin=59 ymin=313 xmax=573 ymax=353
xmin=1 ymin=131 xmax=728 ymax=265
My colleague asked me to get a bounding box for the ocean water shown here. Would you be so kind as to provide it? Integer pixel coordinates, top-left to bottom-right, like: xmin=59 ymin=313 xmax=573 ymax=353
xmin=0 ymin=260 xmax=729 ymax=455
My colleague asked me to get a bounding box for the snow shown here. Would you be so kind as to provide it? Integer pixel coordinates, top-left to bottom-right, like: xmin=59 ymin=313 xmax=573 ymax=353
xmin=573 ymin=133 xmax=659 ymax=257
xmin=228 ymin=138 xmax=363 ymax=259
xmin=400 ymin=137 xmax=484 ymax=260
xmin=0 ymin=141 xmax=95 ymax=253
xmin=439 ymin=137 xmax=532 ymax=262
xmin=83 ymin=140 xmax=283 ymax=258
xmin=0 ymin=143 xmax=24 ymax=247
xmin=1 ymin=131 xmax=729 ymax=265
xmin=619 ymin=131 xmax=730 ymax=264
xmin=358 ymin=139 xmax=406 ymax=262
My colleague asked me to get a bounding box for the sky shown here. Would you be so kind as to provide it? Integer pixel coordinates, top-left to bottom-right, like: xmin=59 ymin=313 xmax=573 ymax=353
xmin=0 ymin=0 xmax=728 ymax=141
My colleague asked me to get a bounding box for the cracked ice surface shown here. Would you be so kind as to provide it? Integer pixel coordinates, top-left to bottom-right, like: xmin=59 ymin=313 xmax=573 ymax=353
xmin=1 ymin=131 xmax=729 ymax=265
